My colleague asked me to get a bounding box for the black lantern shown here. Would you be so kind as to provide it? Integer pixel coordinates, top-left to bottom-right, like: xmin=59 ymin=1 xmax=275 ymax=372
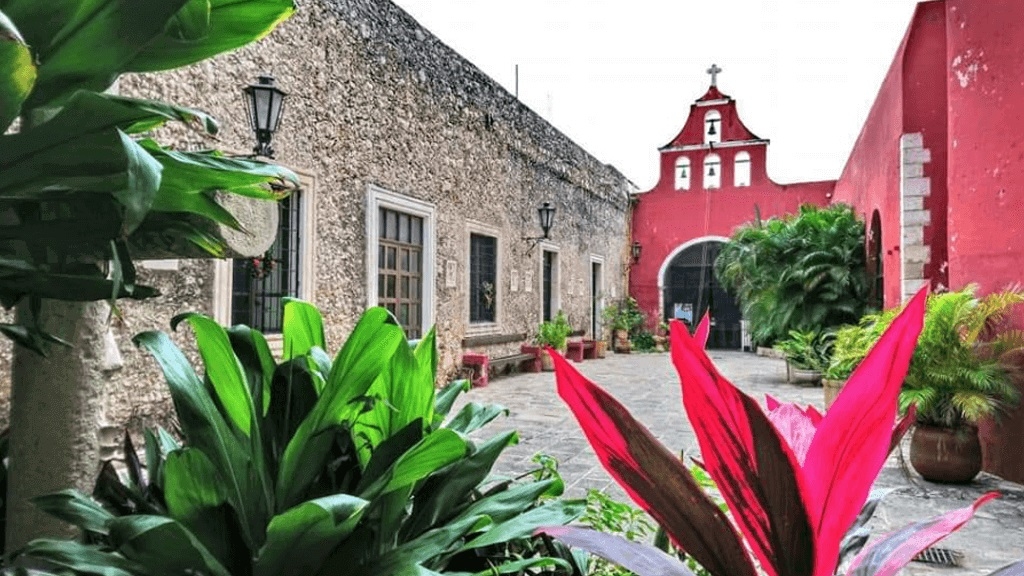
xmin=243 ymin=75 xmax=287 ymax=158
xmin=538 ymin=202 xmax=556 ymax=239
xmin=631 ymin=241 xmax=642 ymax=261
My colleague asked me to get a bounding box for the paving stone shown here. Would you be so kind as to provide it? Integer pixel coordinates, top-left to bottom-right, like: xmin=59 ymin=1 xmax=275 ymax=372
xmin=454 ymin=350 xmax=1024 ymax=574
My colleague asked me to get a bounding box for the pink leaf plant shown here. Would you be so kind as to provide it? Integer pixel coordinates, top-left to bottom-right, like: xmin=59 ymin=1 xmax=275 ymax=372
xmin=538 ymin=289 xmax=1002 ymax=576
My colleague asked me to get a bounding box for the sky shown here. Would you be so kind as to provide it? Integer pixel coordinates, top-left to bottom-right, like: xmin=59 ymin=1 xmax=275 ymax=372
xmin=391 ymin=0 xmax=923 ymax=190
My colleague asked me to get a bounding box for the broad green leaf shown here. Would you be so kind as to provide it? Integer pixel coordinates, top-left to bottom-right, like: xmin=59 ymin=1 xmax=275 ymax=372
xmin=18 ymin=539 xmax=143 ymax=576
xmin=172 ymin=312 xmax=254 ymax=436
xmin=227 ymin=324 xmax=277 ymax=416
xmin=282 ymin=298 xmax=326 ymax=359
xmin=461 ymin=500 xmax=585 ymax=550
xmin=108 ymin=515 xmax=232 ymax=576
xmin=445 ymin=402 xmax=509 ymax=435
xmin=369 ymin=514 xmax=492 ymax=575
xmin=401 ymin=430 xmax=519 ymax=540
xmin=31 ymin=490 xmax=114 ymax=536
xmin=169 ymin=0 xmax=212 ymax=41
xmin=128 ymin=0 xmax=295 ymax=72
xmin=466 ymin=557 xmax=573 ymax=576
xmin=0 ymin=10 xmax=35 ymax=129
xmin=163 ymin=448 xmax=231 ymax=562
xmin=18 ymin=0 xmax=191 ymax=108
xmin=255 ymin=494 xmax=367 ymax=576
xmin=456 ymin=480 xmax=561 ymax=525
xmin=133 ymin=330 xmax=265 ymax=551
xmin=276 ymin=308 xmax=406 ymax=509
xmin=352 ymin=340 xmax=423 ymax=467
xmin=359 ymin=429 xmax=467 ymax=499
xmin=414 ymin=326 xmax=438 ymax=385
xmin=432 ymin=380 xmax=469 ymax=427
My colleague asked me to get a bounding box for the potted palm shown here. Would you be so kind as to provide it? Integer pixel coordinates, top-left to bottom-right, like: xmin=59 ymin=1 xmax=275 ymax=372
xmin=775 ymin=330 xmax=830 ymax=386
xmin=823 ymin=319 xmax=888 ymax=408
xmin=536 ymin=310 xmax=572 ymax=371
xmin=602 ymin=298 xmax=646 ymax=354
xmin=898 ymin=286 xmax=1024 ymax=483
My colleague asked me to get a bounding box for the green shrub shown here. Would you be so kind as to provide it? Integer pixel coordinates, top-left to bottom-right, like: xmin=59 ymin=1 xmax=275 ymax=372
xmin=538 ymin=310 xmax=573 ymax=350
xmin=631 ymin=331 xmax=657 ymax=352
xmin=581 ymin=489 xmax=655 ymax=576
xmin=716 ymin=204 xmax=872 ymax=347
xmin=602 ymin=298 xmax=647 ymax=336
xmin=15 ymin=301 xmax=584 ymax=575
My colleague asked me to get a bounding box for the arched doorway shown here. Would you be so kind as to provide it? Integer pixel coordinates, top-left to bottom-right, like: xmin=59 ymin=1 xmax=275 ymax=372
xmin=867 ymin=210 xmax=884 ymax=309
xmin=661 ymin=240 xmax=742 ymax=349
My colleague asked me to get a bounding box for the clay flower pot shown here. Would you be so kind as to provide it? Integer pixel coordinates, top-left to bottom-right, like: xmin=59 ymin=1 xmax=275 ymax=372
xmin=595 ymin=340 xmax=607 ymax=358
xmin=910 ymin=425 xmax=983 ymax=484
xmin=823 ymin=379 xmax=845 ymax=409
xmin=790 ymin=367 xmax=822 ymax=387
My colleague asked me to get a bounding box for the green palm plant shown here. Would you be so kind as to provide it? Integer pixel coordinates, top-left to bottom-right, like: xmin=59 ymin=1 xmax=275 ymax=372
xmin=716 ymin=204 xmax=871 ymax=346
xmin=12 ymin=301 xmax=584 ymax=575
xmin=896 ymin=286 xmax=1024 ymax=428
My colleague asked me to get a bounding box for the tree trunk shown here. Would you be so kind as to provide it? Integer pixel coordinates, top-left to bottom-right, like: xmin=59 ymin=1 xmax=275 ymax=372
xmin=6 ymin=299 xmax=119 ymax=551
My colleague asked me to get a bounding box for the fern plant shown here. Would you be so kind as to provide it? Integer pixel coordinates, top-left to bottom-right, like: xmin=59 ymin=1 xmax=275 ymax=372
xmin=863 ymin=286 xmax=1024 ymax=428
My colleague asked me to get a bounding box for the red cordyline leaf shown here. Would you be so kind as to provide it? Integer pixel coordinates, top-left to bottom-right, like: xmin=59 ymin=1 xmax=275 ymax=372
xmin=802 ymin=289 xmax=926 ymax=576
xmin=548 ymin=350 xmax=757 ymax=576
xmin=694 ymin=313 xmax=711 ymax=348
xmin=670 ymin=321 xmax=814 ymax=576
xmin=846 ymin=492 xmax=1000 ymax=576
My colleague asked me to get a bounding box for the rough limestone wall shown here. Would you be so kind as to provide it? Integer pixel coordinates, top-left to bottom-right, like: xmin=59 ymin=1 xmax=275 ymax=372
xmin=0 ymin=0 xmax=630 ymax=429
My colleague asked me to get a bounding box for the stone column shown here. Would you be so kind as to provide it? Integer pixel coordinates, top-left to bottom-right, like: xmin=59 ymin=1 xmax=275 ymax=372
xmin=6 ymin=299 xmax=119 ymax=551
xmin=900 ymin=133 xmax=932 ymax=301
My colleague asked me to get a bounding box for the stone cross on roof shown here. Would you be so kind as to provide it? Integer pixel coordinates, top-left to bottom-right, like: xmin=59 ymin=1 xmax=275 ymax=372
xmin=707 ymin=63 xmax=722 ymax=87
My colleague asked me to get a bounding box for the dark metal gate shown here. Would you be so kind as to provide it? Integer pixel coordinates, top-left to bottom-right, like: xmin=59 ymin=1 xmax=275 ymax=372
xmin=662 ymin=241 xmax=742 ymax=349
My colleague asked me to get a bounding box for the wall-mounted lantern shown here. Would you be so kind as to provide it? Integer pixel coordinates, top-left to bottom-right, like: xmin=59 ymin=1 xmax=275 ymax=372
xmin=523 ymin=201 xmax=556 ymax=251
xmin=631 ymin=241 xmax=642 ymax=262
xmin=243 ymin=75 xmax=287 ymax=158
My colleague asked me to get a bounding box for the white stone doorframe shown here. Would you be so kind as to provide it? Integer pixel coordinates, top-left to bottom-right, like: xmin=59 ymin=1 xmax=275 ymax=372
xmin=900 ymin=133 xmax=932 ymax=302
xmin=656 ymin=235 xmax=730 ymax=321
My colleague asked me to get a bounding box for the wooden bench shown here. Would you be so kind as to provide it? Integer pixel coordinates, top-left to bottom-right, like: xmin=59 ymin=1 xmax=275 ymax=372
xmin=461 ymin=333 xmax=539 ymax=387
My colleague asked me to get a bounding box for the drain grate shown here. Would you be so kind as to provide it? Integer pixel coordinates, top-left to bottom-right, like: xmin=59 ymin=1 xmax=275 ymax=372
xmin=913 ymin=547 xmax=965 ymax=567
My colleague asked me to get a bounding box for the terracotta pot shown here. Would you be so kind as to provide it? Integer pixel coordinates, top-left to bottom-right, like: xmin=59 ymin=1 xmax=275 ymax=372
xmin=540 ymin=352 xmax=555 ymax=372
xmin=595 ymin=340 xmax=607 ymax=358
xmin=910 ymin=425 xmax=983 ymax=484
xmin=790 ymin=368 xmax=822 ymax=387
xmin=823 ymin=379 xmax=845 ymax=409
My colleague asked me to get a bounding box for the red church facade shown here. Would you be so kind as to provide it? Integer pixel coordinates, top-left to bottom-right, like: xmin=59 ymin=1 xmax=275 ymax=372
xmin=833 ymin=0 xmax=1024 ymax=482
xmin=630 ymin=0 xmax=1024 ymax=482
xmin=629 ymin=79 xmax=833 ymax=347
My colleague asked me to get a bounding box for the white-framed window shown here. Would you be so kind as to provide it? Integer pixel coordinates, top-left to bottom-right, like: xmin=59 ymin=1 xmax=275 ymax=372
xmin=465 ymin=220 xmax=502 ymax=332
xmin=539 ymin=242 xmax=560 ymax=323
xmin=674 ymin=156 xmax=691 ymax=190
xmin=212 ymin=171 xmax=317 ymax=342
xmin=704 ymin=110 xmax=722 ymax=145
xmin=734 ymin=151 xmax=751 ymax=187
xmin=365 ymin=185 xmax=436 ymax=339
xmin=590 ymin=255 xmax=605 ymax=338
xmin=704 ymin=154 xmax=721 ymax=189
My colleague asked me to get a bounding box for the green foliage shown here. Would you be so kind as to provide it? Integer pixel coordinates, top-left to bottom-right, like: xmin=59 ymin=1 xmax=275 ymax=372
xmin=822 ymin=318 xmax=890 ymax=380
xmin=602 ymin=298 xmax=646 ymax=335
xmin=631 ymin=331 xmax=657 ymax=353
xmin=581 ymin=489 xmax=656 ymax=576
xmin=775 ymin=330 xmax=833 ymax=371
xmin=847 ymin=286 xmax=1023 ymax=428
xmin=14 ymin=302 xmax=584 ymax=575
xmin=716 ymin=204 xmax=872 ymax=347
xmin=0 ymin=0 xmax=298 ymax=352
xmin=537 ymin=310 xmax=572 ymax=350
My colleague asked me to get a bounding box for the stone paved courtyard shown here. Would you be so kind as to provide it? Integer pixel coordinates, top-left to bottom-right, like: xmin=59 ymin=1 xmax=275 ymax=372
xmin=454 ymin=350 xmax=1024 ymax=575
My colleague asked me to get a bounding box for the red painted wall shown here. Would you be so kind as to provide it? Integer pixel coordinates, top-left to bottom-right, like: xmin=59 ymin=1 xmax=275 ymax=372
xmin=832 ymin=1 xmax=948 ymax=308
xmin=945 ymin=0 xmax=1024 ymax=481
xmin=631 ymin=145 xmax=832 ymax=327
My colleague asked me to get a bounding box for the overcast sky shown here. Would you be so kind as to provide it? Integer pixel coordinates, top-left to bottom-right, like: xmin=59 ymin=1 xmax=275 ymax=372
xmin=391 ymin=0 xmax=923 ymax=190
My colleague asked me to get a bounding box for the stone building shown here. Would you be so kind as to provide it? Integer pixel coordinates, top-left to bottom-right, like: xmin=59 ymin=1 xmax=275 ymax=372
xmin=629 ymin=72 xmax=833 ymax=348
xmin=0 ymin=0 xmax=633 ymax=431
